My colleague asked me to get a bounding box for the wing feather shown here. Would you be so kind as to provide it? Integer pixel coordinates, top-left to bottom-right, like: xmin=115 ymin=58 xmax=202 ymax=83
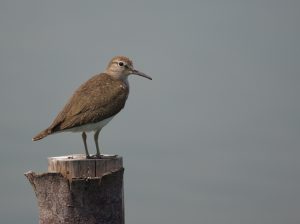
xmin=48 ymin=73 xmax=128 ymax=133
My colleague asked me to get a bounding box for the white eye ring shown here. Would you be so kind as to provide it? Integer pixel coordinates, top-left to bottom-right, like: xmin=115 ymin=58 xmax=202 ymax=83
xmin=118 ymin=62 xmax=124 ymax=66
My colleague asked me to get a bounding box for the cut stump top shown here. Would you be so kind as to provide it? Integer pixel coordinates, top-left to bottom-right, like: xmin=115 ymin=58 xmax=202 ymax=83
xmin=48 ymin=154 xmax=123 ymax=180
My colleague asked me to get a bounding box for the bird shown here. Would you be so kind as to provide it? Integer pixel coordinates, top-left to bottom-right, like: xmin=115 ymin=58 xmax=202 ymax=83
xmin=32 ymin=56 xmax=152 ymax=158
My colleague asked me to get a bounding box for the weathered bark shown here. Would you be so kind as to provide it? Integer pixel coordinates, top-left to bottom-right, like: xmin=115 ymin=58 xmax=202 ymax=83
xmin=25 ymin=154 xmax=124 ymax=224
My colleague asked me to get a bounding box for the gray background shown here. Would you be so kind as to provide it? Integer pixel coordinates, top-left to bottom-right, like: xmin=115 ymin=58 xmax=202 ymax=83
xmin=0 ymin=0 xmax=299 ymax=223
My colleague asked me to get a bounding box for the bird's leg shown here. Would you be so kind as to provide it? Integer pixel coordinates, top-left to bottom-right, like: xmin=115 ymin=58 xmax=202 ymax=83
xmin=94 ymin=129 xmax=101 ymax=158
xmin=93 ymin=129 xmax=117 ymax=159
xmin=82 ymin=132 xmax=91 ymax=158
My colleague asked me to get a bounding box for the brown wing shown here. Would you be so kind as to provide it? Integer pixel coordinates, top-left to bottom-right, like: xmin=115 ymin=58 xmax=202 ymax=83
xmin=48 ymin=73 xmax=129 ymax=133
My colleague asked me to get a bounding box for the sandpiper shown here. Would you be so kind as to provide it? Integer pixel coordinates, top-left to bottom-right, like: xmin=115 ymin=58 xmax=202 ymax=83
xmin=33 ymin=56 xmax=152 ymax=158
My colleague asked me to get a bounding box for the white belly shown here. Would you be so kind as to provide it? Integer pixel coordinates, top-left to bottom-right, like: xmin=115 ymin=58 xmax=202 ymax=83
xmin=67 ymin=116 xmax=114 ymax=133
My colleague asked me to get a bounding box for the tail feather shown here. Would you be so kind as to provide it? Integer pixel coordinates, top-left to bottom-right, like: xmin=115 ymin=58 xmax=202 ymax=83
xmin=32 ymin=129 xmax=51 ymax=141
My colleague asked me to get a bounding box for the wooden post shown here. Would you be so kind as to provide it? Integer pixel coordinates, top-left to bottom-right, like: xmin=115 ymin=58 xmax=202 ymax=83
xmin=25 ymin=154 xmax=124 ymax=224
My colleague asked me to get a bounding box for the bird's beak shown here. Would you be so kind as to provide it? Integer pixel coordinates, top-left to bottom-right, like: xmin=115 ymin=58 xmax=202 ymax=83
xmin=131 ymin=69 xmax=152 ymax=80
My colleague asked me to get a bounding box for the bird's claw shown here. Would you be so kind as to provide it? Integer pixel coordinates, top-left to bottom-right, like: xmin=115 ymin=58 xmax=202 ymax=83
xmin=85 ymin=154 xmax=99 ymax=159
xmin=86 ymin=155 xmax=93 ymax=159
xmin=86 ymin=154 xmax=118 ymax=159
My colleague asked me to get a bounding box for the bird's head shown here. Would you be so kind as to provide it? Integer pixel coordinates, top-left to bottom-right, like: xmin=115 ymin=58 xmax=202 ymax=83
xmin=105 ymin=56 xmax=152 ymax=81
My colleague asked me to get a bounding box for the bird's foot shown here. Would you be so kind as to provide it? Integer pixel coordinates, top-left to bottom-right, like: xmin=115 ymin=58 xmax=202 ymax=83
xmin=87 ymin=154 xmax=118 ymax=159
xmin=86 ymin=154 xmax=92 ymax=159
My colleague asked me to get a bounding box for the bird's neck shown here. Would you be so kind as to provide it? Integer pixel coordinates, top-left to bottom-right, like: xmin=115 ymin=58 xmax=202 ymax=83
xmin=106 ymin=72 xmax=130 ymax=88
xmin=120 ymin=76 xmax=129 ymax=88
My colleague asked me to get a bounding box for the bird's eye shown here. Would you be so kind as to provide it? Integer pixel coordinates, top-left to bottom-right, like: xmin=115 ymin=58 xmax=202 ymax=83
xmin=118 ymin=62 xmax=124 ymax=66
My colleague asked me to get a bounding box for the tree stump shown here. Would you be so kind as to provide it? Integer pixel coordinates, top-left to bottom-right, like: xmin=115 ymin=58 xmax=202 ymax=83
xmin=25 ymin=154 xmax=124 ymax=224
